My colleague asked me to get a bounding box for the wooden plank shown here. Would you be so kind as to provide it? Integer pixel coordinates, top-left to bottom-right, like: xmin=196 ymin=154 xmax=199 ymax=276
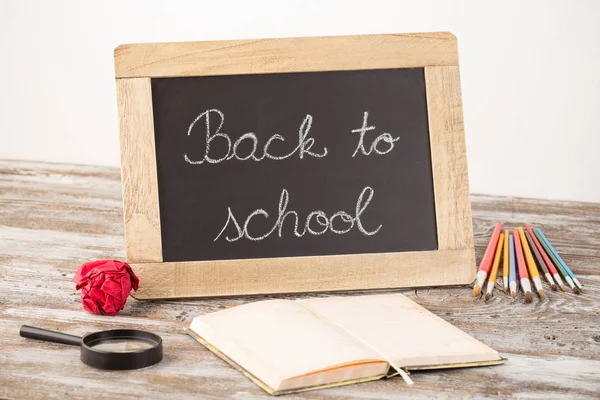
xmin=2 ymin=159 xmax=600 ymax=399
xmin=130 ymin=249 xmax=476 ymax=299
xmin=114 ymin=32 xmax=459 ymax=78
xmin=425 ymin=66 xmax=474 ymax=253
xmin=116 ymin=78 xmax=163 ymax=263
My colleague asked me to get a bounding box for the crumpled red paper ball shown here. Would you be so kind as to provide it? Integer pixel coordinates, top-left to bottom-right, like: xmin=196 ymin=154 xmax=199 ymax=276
xmin=72 ymin=260 xmax=139 ymax=316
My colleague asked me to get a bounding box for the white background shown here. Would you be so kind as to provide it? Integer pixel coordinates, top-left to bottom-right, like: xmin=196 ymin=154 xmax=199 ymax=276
xmin=1 ymin=0 xmax=599 ymax=202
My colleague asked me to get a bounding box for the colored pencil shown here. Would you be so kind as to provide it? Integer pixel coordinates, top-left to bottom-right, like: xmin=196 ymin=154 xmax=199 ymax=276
xmin=508 ymin=233 xmax=517 ymax=299
xmin=524 ymin=230 xmax=557 ymax=291
xmin=526 ymin=224 xmax=565 ymax=292
xmin=502 ymin=230 xmax=509 ymax=293
xmin=485 ymin=232 xmax=505 ymax=301
xmin=535 ymin=229 xmax=582 ymax=294
xmin=518 ymin=227 xmax=544 ymax=300
xmin=534 ymin=228 xmax=576 ymax=292
xmin=513 ymin=229 xmax=532 ymax=303
xmin=535 ymin=229 xmax=576 ymax=292
xmin=473 ymin=222 xmax=503 ymax=297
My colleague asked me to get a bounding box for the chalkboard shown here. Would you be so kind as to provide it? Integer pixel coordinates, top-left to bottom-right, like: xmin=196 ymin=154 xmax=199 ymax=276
xmin=115 ymin=33 xmax=475 ymax=299
xmin=151 ymin=68 xmax=438 ymax=262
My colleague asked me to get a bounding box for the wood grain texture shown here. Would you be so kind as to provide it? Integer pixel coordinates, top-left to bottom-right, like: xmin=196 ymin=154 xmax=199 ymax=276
xmin=114 ymin=32 xmax=459 ymax=78
xmin=2 ymin=161 xmax=599 ymax=400
xmin=425 ymin=66 xmax=474 ymax=253
xmin=116 ymin=78 xmax=163 ymax=263
xmin=131 ymin=249 xmax=476 ymax=299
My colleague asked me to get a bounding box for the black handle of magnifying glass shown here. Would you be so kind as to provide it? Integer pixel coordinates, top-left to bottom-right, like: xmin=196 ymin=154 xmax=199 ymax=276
xmin=20 ymin=325 xmax=82 ymax=346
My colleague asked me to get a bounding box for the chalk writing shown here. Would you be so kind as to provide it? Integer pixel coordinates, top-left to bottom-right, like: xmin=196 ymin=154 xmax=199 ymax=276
xmin=184 ymin=109 xmax=328 ymax=164
xmin=183 ymin=109 xmax=405 ymax=244
xmin=351 ymin=111 xmax=400 ymax=157
xmin=214 ymin=186 xmax=382 ymax=242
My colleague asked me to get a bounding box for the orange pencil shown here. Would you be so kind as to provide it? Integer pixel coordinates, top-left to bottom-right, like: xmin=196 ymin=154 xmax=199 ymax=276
xmin=513 ymin=228 xmax=532 ymax=303
xmin=473 ymin=222 xmax=503 ymax=297
xmin=502 ymin=230 xmax=509 ymax=293
xmin=518 ymin=227 xmax=544 ymax=300
xmin=485 ymin=232 xmax=505 ymax=300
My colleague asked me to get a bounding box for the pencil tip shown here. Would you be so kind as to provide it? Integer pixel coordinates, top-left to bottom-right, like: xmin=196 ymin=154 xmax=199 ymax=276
xmin=573 ymin=287 xmax=581 ymax=295
xmin=550 ymin=284 xmax=557 ymax=291
xmin=484 ymin=292 xmax=492 ymax=301
xmin=503 ymin=287 xmax=509 ymax=294
xmin=524 ymin=292 xmax=533 ymax=303
xmin=473 ymin=286 xmax=481 ymax=297
xmin=560 ymin=285 xmax=566 ymax=292
xmin=511 ymin=292 xmax=516 ymax=300
xmin=539 ymin=290 xmax=545 ymax=300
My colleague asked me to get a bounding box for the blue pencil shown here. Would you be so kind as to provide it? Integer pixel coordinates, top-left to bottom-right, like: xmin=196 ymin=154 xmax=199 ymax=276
xmin=508 ymin=233 xmax=517 ymax=299
xmin=535 ymin=228 xmax=582 ymax=292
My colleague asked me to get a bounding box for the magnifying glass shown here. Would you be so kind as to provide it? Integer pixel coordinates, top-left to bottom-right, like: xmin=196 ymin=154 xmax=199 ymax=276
xmin=20 ymin=325 xmax=163 ymax=370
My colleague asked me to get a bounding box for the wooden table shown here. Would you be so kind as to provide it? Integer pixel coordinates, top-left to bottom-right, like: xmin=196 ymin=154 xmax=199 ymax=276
xmin=1 ymin=159 xmax=599 ymax=399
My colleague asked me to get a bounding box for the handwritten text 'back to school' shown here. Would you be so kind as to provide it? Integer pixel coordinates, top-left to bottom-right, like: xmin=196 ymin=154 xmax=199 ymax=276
xmin=183 ymin=109 xmax=400 ymax=243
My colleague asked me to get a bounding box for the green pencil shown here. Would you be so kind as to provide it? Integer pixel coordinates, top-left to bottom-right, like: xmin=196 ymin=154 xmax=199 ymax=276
xmin=533 ymin=230 xmax=579 ymax=294
xmin=536 ymin=228 xmax=582 ymax=293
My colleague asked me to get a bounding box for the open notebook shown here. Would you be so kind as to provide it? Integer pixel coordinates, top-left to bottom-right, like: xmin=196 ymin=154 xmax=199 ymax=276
xmin=187 ymin=294 xmax=503 ymax=395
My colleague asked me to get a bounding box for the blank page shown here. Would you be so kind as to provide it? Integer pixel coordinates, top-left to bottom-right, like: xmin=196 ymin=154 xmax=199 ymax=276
xmin=300 ymin=294 xmax=501 ymax=368
xmin=189 ymin=299 xmax=387 ymax=391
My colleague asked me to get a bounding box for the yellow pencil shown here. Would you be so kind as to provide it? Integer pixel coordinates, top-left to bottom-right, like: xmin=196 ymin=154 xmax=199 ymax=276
xmin=502 ymin=229 xmax=509 ymax=293
xmin=485 ymin=232 xmax=504 ymax=301
xmin=518 ymin=227 xmax=544 ymax=300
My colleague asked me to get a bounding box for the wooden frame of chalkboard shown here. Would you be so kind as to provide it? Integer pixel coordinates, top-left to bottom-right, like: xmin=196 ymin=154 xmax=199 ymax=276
xmin=114 ymin=32 xmax=475 ymax=299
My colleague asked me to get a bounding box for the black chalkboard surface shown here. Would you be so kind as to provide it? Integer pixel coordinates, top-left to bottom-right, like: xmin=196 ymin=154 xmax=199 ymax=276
xmin=151 ymin=68 xmax=438 ymax=262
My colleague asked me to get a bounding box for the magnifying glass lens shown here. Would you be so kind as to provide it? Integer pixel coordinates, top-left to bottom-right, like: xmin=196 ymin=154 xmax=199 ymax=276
xmin=89 ymin=338 xmax=157 ymax=353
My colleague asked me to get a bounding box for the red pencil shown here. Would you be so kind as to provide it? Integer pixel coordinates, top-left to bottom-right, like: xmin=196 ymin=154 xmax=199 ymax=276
xmin=525 ymin=224 xmax=566 ymax=292
xmin=473 ymin=222 xmax=503 ymax=297
xmin=513 ymin=228 xmax=532 ymax=303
